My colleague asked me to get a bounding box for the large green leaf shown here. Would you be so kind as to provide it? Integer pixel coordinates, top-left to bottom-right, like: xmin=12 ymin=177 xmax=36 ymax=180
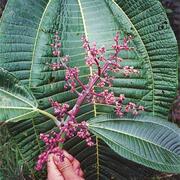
xmin=88 ymin=114 xmax=180 ymax=173
xmin=0 ymin=0 xmax=178 ymax=179
xmin=0 ymin=0 xmax=178 ymax=117
xmin=0 ymin=68 xmax=38 ymax=122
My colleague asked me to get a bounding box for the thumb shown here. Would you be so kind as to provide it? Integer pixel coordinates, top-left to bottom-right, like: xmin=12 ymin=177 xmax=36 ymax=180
xmin=53 ymin=155 xmax=79 ymax=180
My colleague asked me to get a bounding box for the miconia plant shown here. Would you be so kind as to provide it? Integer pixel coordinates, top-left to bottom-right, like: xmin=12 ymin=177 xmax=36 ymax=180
xmin=0 ymin=0 xmax=179 ymax=179
xmin=35 ymin=32 xmax=145 ymax=171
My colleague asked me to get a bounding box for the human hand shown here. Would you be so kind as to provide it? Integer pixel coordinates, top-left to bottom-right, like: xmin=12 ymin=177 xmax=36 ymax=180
xmin=47 ymin=150 xmax=84 ymax=180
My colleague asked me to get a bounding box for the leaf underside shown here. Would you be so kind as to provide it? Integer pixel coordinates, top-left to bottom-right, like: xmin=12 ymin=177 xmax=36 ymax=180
xmin=0 ymin=0 xmax=178 ymax=179
xmin=89 ymin=114 xmax=180 ymax=173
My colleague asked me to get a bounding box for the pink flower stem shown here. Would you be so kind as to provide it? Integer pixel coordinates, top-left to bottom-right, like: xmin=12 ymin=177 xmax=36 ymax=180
xmin=91 ymin=92 xmax=104 ymax=97
xmin=35 ymin=33 xmax=144 ymax=171
xmin=94 ymin=57 xmax=101 ymax=76
xmin=74 ymin=75 xmax=86 ymax=90
xmin=65 ymin=61 xmax=110 ymax=122
xmin=64 ymin=40 xmax=120 ymax=122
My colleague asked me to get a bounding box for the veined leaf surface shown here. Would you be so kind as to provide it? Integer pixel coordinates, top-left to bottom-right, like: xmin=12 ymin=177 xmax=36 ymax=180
xmin=0 ymin=68 xmax=38 ymax=122
xmin=89 ymin=114 xmax=180 ymax=173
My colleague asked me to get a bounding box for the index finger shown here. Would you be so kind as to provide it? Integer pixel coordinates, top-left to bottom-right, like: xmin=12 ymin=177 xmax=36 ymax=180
xmin=47 ymin=154 xmax=64 ymax=180
xmin=63 ymin=150 xmax=74 ymax=162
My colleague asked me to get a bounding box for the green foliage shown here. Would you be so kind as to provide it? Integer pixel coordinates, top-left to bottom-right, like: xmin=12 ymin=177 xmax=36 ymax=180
xmin=0 ymin=126 xmax=27 ymax=180
xmin=0 ymin=68 xmax=38 ymax=123
xmin=89 ymin=114 xmax=180 ymax=173
xmin=0 ymin=0 xmax=179 ymax=179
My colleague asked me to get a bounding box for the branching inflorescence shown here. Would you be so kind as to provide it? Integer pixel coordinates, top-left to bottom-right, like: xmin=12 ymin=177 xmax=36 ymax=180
xmin=35 ymin=32 xmax=144 ymax=171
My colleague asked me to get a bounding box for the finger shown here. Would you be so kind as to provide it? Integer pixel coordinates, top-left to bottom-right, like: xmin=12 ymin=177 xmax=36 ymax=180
xmin=75 ymin=168 xmax=80 ymax=176
xmin=62 ymin=150 xmax=74 ymax=162
xmin=79 ymin=177 xmax=85 ymax=180
xmin=53 ymin=155 xmax=78 ymax=179
xmin=75 ymin=168 xmax=84 ymax=177
xmin=72 ymin=158 xmax=80 ymax=170
xmin=47 ymin=154 xmax=64 ymax=180
xmin=79 ymin=169 xmax=84 ymax=177
xmin=72 ymin=158 xmax=84 ymax=176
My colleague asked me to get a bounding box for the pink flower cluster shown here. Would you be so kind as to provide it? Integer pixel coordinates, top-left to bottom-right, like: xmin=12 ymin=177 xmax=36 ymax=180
xmin=49 ymin=99 xmax=70 ymax=119
xmin=51 ymin=31 xmax=61 ymax=57
xmin=93 ymin=90 xmax=143 ymax=117
xmin=35 ymin=31 xmax=144 ymax=171
xmin=35 ymin=98 xmax=94 ymax=171
xmin=64 ymin=67 xmax=79 ymax=92
xmin=50 ymin=100 xmax=93 ymax=146
xmin=35 ymin=132 xmax=65 ymax=171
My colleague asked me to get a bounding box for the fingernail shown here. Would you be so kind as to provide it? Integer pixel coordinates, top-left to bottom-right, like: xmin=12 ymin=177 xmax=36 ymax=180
xmin=53 ymin=155 xmax=60 ymax=165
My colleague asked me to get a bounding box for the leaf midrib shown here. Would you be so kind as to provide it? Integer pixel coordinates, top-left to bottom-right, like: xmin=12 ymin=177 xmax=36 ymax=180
xmin=77 ymin=0 xmax=99 ymax=179
xmin=91 ymin=129 xmax=180 ymax=168
xmin=89 ymin=124 xmax=179 ymax=157
xmin=0 ymin=88 xmax=36 ymax=108
xmin=89 ymin=116 xmax=180 ymax=134
xmin=6 ymin=110 xmax=37 ymax=122
xmin=28 ymin=0 xmax=52 ymax=88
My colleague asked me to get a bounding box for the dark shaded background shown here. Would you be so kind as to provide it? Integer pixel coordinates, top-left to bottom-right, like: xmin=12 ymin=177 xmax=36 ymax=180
xmin=0 ymin=0 xmax=6 ymax=17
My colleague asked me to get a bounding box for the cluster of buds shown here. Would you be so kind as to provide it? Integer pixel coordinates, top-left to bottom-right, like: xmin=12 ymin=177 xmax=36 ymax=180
xmin=123 ymin=66 xmax=139 ymax=77
xmin=64 ymin=67 xmax=79 ymax=92
xmin=94 ymin=90 xmax=143 ymax=117
xmin=35 ymin=116 xmax=93 ymax=171
xmin=51 ymin=31 xmax=61 ymax=56
xmin=35 ymin=31 xmax=144 ymax=171
xmin=35 ymin=132 xmax=65 ymax=171
xmin=60 ymin=119 xmax=94 ymax=146
xmin=49 ymin=99 xmax=70 ymax=120
xmin=50 ymin=55 xmax=69 ymax=70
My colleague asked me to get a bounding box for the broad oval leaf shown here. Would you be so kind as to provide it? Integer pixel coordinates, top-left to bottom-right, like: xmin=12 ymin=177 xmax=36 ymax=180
xmin=0 ymin=0 xmax=178 ymax=117
xmin=88 ymin=114 xmax=180 ymax=173
xmin=0 ymin=0 xmax=178 ymax=178
xmin=0 ymin=68 xmax=38 ymax=122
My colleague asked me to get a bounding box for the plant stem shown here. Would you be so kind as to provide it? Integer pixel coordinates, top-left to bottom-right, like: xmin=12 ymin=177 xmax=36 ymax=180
xmin=65 ymin=61 xmax=110 ymax=122
xmin=38 ymin=109 xmax=61 ymax=126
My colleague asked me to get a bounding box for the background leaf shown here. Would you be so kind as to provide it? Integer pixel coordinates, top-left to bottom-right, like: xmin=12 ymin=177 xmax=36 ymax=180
xmin=160 ymin=0 xmax=180 ymax=125
xmin=0 ymin=68 xmax=38 ymax=122
xmin=0 ymin=0 xmax=178 ymax=179
xmin=88 ymin=114 xmax=180 ymax=173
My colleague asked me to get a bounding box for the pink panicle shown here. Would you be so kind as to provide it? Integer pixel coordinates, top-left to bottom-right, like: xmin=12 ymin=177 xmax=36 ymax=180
xmin=35 ymin=119 xmax=94 ymax=171
xmin=35 ymin=132 xmax=65 ymax=171
xmin=36 ymin=31 xmax=144 ymax=172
